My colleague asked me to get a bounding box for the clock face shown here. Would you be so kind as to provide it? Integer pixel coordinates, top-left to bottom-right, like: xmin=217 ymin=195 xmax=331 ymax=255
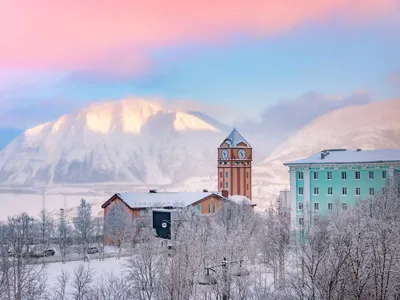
xmin=238 ymin=149 xmax=246 ymax=159
xmin=221 ymin=149 xmax=228 ymax=160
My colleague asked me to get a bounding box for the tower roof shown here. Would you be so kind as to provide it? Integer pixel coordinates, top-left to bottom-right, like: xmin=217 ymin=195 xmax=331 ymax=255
xmin=221 ymin=128 xmax=251 ymax=148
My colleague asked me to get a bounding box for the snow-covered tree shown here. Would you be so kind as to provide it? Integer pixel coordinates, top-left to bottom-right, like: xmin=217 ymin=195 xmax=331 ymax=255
xmin=73 ymin=199 xmax=93 ymax=261
xmin=105 ymin=201 xmax=132 ymax=259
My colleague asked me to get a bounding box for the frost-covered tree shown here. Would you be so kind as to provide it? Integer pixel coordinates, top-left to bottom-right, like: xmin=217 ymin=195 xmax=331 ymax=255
xmin=0 ymin=213 xmax=48 ymax=300
xmin=73 ymin=199 xmax=93 ymax=261
xmin=105 ymin=201 xmax=132 ymax=259
xmin=92 ymin=216 xmax=104 ymax=261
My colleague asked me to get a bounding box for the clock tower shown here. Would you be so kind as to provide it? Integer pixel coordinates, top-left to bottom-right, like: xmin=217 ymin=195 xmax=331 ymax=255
xmin=218 ymin=128 xmax=252 ymax=200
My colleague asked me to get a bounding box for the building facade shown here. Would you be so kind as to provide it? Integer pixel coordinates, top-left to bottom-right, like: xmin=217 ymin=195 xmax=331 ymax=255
xmin=101 ymin=190 xmax=255 ymax=245
xmin=284 ymin=149 xmax=400 ymax=228
xmin=218 ymin=128 xmax=252 ymax=199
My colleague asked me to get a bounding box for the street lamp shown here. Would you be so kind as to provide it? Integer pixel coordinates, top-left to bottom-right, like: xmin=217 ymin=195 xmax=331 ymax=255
xmin=198 ymin=268 xmax=217 ymax=286
xmin=198 ymin=257 xmax=249 ymax=299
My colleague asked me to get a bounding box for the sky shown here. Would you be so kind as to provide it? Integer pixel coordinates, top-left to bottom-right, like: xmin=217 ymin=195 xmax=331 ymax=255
xmin=0 ymin=0 xmax=399 ymax=131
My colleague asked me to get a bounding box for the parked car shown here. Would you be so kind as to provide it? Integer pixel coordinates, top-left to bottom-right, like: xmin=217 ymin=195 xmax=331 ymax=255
xmin=87 ymin=247 xmax=98 ymax=254
xmin=34 ymin=249 xmax=55 ymax=257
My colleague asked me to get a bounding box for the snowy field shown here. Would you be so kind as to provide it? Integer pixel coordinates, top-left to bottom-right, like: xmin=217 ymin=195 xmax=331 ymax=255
xmin=45 ymin=256 xmax=129 ymax=291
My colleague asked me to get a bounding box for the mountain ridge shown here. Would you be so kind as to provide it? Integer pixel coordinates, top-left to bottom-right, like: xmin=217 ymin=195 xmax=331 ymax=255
xmin=0 ymin=98 xmax=228 ymax=186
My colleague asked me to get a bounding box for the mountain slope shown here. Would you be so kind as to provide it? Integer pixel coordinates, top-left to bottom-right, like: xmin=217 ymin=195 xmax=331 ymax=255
xmin=254 ymin=99 xmax=400 ymax=205
xmin=0 ymin=98 xmax=228 ymax=186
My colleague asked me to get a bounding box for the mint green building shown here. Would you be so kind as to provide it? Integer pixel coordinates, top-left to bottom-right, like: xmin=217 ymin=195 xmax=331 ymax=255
xmin=283 ymin=149 xmax=400 ymax=228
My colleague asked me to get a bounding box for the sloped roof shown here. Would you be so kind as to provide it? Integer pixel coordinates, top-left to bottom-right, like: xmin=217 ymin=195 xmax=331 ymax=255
xmin=221 ymin=128 xmax=251 ymax=148
xmin=283 ymin=149 xmax=400 ymax=165
xmin=102 ymin=192 xmax=222 ymax=209
xmin=101 ymin=191 xmax=256 ymax=209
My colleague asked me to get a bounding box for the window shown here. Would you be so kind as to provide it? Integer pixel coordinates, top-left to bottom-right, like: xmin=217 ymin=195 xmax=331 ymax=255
xmin=247 ymin=172 xmax=249 ymax=179
xmin=382 ymin=170 xmax=387 ymax=179
xmin=225 ymin=182 xmax=228 ymax=188
xmin=219 ymin=172 xmax=222 ymax=178
xmin=314 ymin=202 xmax=319 ymax=211
xmin=313 ymin=172 xmax=319 ymax=180
xmin=196 ymin=204 xmax=201 ymax=212
xmin=212 ymin=203 xmax=216 ymax=213
xmin=208 ymin=204 xmax=211 ymax=214
xmin=342 ymin=187 xmax=347 ymax=196
xmin=342 ymin=203 xmax=348 ymax=211
xmin=341 ymin=171 xmax=347 ymax=180
xmin=327 ymin=171 xmax=332 ymax=180
xmin=299 ymin=217 xmax=304 ymax=226
xmin=369 ymin=171 xmax=374 ymax=179
xmin=225 ymin=172 xmax=229 ymax=178
xmin=369 ymin=188 xmax=375 ymax=196
xmin=298 ymin=171 xmax=304 ymax=180
xmin=328 ymin=202 xmax=333 ymax=211
xmin=328 ymin=187 xmax=333 ymax=195
xmin=313 ymin=187 xmax=319 ymax=195
xmin=298 ymin=187 xmax=304 ymax=195
xmin=298 ymin=202 xmax=303 ymax=210
xmin=356 ymin=187 xmax=361 ymax=196
xmin=355 ymin=171 xmax=360 ymax=179
xmin=140 ymin=209 xmax=146 ymax=216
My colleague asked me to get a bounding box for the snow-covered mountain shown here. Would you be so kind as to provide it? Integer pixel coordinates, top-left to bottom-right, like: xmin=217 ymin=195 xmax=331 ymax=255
xmin=253 ymin=99 xmax=400 ymax=206
xmin=0 ymin=98 xmax=228 ymax=186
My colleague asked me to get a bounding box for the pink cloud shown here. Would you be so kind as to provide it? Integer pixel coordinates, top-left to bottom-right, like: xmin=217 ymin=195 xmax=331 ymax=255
xmin=0 ymin=0 xmax=397 ymax=73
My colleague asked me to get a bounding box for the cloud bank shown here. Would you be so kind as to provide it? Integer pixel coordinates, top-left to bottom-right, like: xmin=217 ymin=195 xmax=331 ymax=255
xmin=0 ymin=0 xmax=397 ymax=74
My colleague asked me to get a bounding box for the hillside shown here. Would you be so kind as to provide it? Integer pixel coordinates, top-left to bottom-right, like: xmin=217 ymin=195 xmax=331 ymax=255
xmin=0 ymin=98 xmax=228 ymax=186
xmin=255 ymin=99 xmax=400 ymax=205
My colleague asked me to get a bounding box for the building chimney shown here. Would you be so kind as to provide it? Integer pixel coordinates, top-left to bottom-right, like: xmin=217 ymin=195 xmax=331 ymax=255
xmin=221 ymin=190 xmax=229 ymax=198
xmin=203 ymin=189 xmax=208 ymax=192
xmin=149 ymin=189 xmax=157 ymax=193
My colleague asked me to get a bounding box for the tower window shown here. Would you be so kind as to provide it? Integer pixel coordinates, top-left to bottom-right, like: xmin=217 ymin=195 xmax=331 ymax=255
xmin=219 ymin=182 xmax=222 ymax=188
xmin=225 ymin=182 xmax=228 ymax=188
xmin=219 ymin=172 xmax=222 ymax=178
xmin=225 ymin=172 xmax=228 ymax=178
xmin=247 ymin=172 xmax=249 ymax=179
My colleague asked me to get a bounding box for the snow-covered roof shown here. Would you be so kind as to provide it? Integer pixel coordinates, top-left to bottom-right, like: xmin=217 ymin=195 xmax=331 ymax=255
xmin=221 ymin=128 xmax=251 ymax=148
xmin=102 ymin=191 xmax=256 ymax=209
xmin=109 ymin=192 xmax=221 ymax=209
xmin=284 ymin=149 xmax=400 ymax=165
xmin=228 ymin=195 xmax=255 ymax=206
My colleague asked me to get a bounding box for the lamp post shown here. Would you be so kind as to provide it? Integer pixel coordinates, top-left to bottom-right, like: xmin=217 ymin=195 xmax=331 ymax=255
xmin=198 ymin=257 xmax=249 ymax=300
